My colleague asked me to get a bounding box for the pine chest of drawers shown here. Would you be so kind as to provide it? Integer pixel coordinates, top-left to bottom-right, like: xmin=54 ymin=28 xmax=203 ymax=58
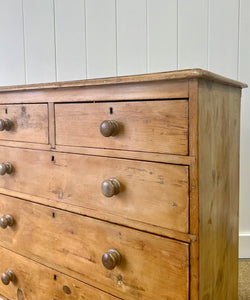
xmin=0 ymin=69 xmax=246 ymax=300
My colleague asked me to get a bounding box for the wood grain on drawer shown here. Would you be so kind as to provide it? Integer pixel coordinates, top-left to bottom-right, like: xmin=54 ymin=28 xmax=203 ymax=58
xmin=0 ymin=195 xmax=189 ymax=300
xmin=55 ymin=100 xmax=188 ymax=155
xmin=0 ymin=104 xmax=48 ymax=144
xmin=0 ymin=246 xmax=119 ymax=300
xmin=0 ymin=147 xmax=189 ymax=233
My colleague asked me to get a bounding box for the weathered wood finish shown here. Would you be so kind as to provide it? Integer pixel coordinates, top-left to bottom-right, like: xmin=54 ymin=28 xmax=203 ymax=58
xmin=55 ymin=100 xmax=189 ymax=155
xmin=188 ymin=80 xmax=200 ymax=300
xmin=0 ymin=147 xmax=189 ymax=233
xmin=0 ymin=80 xmax=188 ymax=104
xmin=48 ymin=102 xmax=56 ymax=148
xmin=0 ymin=195 xmax=189 ymax=300
xmin=0 ymin=69 xmax=245 ymax=300
xmin=0 ymin=246 xmax=120 ymax=300
xmin=0 ymin=187 xmax=195 ymax=243
xmin=0 ymin=104 xmax=48 ymax=144
xmin=0 ymin=68 xmax=246 ymax=92
xmin=0 ymin=139 xmax=195 ymax=165
xmin=53 ymin=145 xmax=195 ymax=165
xmin=198 ymin=80 xmax=241 ymax=300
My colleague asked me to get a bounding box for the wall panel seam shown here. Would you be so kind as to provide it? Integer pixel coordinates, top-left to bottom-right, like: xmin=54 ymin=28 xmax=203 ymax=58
xmin=237 ymin=0 xmax=241 ymax=80
xmin=83 ymin=0 xmax=88 ymax=78
xmin=146 ymin=0 xmax=148 ymax=73
xmin=21 ymin=0 xmax=27 ymax=84
xmin=177 ymin=0 xmax=179 ymax=69
xmin=207 ymin=0 xmax=210 ymax=70
xmin=53 ymin=0 xmax=58 ymax=82
xmin=115 ymin=0 xmax=118 ymax=76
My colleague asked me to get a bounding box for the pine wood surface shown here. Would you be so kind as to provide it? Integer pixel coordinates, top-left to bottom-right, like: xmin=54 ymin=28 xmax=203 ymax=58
xmin=0 ymin=80 xmax=188 ymax=104
xmin=0 ymin=104 xmax=48 ymax=144
xmin=0 ymin=68 xmax=246 ymax=92
xmin=0 ymin=188 xmax=195 ymax=244
xmin=198 ymin=80 xmax=241 ymax=300
xmin=0 ymin=246 xmax=120 ymax=300
xmin=54 ymin=145 xmax=195 ymax=165
xmin=188 ymin=80 xmax=200 ymax=300
xmin=0 ymin=195 xmax=189 ymax=300
xmin=48 ymin=102 xmax=56 ymax=148
xmin=55 ymin=100 xmax=188 ymax=155
xmin=0 ymin=146 xmax=189 ymax=234
xmin=0 ymin=69 xmax=245 ymax=300
xmin=0 ymin=141 xmax=195 ymax=165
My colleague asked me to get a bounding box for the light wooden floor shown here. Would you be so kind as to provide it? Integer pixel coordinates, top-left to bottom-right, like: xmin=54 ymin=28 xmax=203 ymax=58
xmin=239 ymin=259 xmax=250 ymax=300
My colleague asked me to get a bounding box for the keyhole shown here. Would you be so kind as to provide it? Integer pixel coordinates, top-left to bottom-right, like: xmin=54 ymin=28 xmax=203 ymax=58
xmin=51 ymin=156 xmax=55 ymax=162
xmin=52 ymin=212 xmax=55 ymax=218
xmin=5 ymin=108 xmax=8 ymax=114
xmin=109 ymin=107 xmax=113 ymax=115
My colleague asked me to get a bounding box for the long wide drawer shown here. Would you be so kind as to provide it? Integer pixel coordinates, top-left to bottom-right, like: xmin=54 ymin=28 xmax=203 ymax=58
xmin=0 ymin=195 xmax=189 ymax=300
xmin=0 ymin=147 xmax=189 ymax=233
xmin=55 ymin=100 xmax=189 ymax=155
xmin=0 ymin=246 xmax=119 ymax=300
xmin=0 ymin=104 xmax=48 ymax=144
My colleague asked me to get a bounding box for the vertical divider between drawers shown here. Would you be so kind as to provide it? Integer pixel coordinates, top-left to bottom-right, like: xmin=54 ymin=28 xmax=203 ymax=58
xmin=48 ymin=102 xmax=56 ymax=148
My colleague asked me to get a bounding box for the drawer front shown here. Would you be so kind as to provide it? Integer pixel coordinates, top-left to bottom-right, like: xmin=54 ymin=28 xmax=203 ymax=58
xmin=55 ymin=100 xmax=189 ymax=155
xmin=0 ymin=147 xmax=189 ymax=233
xmin=0 ymin=246 xmax=119 ymax=300
xmin=0 ymin=104 xmax=48 ymax=144
xmin=0 ymin=195 xmax=189 ymax=300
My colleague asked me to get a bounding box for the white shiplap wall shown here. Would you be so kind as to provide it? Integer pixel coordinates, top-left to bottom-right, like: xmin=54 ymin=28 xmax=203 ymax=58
xmin=0 ymin=0 xmax=250 ymax=257
xmin=239 ymin=0 xmax=250 ymax=258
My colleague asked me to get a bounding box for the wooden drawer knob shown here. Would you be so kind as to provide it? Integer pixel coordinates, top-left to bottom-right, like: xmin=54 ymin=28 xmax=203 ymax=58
xmin=0 ymin=162 xmax=13 ymax=175
xmin=100 ymin=120 xmax=119 ymax=137
xmin=0 ymin=215 xmax=14 ymax=229
xmin=1 ymin=270 xmax=15 ymax=285
xmin=101 ymin=178 xmax=120 ymax=197
xmin=102 ymin=249 xmax=121 ymax=270
xmin=0 ymin=119 xmax=12 ymax=131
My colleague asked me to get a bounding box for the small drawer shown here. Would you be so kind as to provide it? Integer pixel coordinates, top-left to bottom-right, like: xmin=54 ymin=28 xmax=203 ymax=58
xmin=55 ymin=100 xmax=189 ymax=155
xmin=0 ymin=104 xmax=48 ymax=144
xmin=0 ymin=147 xmax=189 ymax=233
xmin=0 ymin=246 xmax=119 ymax=300
xmin=0 ymin=196 xmax=189 ymax=300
